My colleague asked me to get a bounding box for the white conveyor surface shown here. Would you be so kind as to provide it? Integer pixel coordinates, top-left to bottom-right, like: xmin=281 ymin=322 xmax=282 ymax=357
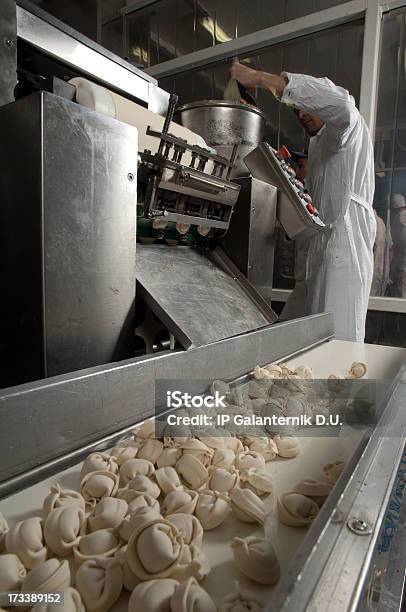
xmin=1 ymin=340 xmax=405 ymax=609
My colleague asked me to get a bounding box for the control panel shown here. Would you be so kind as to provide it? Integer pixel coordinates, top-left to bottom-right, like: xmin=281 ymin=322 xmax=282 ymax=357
xmin=244 ymin=143 xmax=326 ymax=239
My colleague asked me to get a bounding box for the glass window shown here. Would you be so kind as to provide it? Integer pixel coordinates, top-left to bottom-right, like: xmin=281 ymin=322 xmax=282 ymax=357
xmin=126 ymin=13 xmax=150 ymax=67
xmin=195 ymin=0 xmax=216 ymax=50
xmin=372 ymin=6 xmax=406 ymax=299
xmin=157 ymin=0 xmax=177 ymax=63
xmin=176 ymin=0 xmax=195 ymax=57
xmin=101 ymin=17 xmax=123 ymax=58
xmin=98 ymin=0 xmax=354 ymax=66
xmin=236 ymin=0 xmax=261 ymax=38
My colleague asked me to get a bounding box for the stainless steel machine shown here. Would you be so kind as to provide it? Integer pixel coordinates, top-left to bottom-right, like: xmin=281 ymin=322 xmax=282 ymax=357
xmin=177 ymin=100 xmax=266 ymax=178
xmin=0 ymin=4 xmax=405 ymax=611
xmin=0 ymin=0 xmax=278 ymax=386
xmin=176 ymin=100 xmax=325 ymax=301
xmin=176 ymin=100 xmax=279 ymax=303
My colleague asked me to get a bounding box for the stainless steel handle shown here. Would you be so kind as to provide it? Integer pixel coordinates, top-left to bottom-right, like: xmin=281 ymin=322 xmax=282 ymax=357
xmin=180 ymin=171 xmax=227 ymax=193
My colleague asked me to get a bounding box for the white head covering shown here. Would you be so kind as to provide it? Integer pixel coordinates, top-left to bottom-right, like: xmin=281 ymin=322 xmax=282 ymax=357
xmin=391 ymin=193 xmax=406 ymax=209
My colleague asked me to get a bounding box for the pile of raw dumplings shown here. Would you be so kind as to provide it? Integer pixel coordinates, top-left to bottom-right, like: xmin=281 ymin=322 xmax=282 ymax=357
xmin=0 ymin=359 xmax=363 ymax=611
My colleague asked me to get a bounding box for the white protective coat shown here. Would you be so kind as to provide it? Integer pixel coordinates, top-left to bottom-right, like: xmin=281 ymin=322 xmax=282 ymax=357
xmin=280 ymin=73 xmax=376 ymax=341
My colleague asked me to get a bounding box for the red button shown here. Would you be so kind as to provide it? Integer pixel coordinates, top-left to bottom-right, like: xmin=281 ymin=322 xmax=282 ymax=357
xmin=279 ymin=145 xmax=291 ymax=160
xmin=306 ymin=203 xmax=316 ymax=214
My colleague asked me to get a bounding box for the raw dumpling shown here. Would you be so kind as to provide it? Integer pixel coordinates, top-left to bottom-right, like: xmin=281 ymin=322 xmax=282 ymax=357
xmin=157 ymin=446 xmax=183 ymax=468
xmin=268 ymin=384 xmax=291 ymax=402
xmin=75 ymin=558 xmax=123 ymax=612
xmin=211 ymin=448 xmax=236 ymax=468
xmin=170 ymin=577 xmax=216 ymax=612
xmin=88 ymin=497 xmax=128 ymax=531
xmin=32 ymin=587 xmax=85 ymax=612
xmin=246 ymin=437 xmax=278 ymax=462
xmin=43 ymin=485 xmax=86 ymax=518
xmin=110 ymin=444 xmax=139 ymax=466
xmin=283 ymin=397 xmax=311 ymax=419
xmin=273 ymin=435 xmax=301 ymax=458
xmin=44 ymin=507 xmax=86 ymax=557
xmin=208 ymin=467 xmax=239 ymax=494
xmin=162 ymin=490 xmax=198 ymax=516
xmin=127 ymin=475 xmax=161 ymax=499
xmin=180 ymin=440 xmax=214 ymax=467
xmin=261 ymin=398 xmax=286 ymax=430
xmin=264 ymin=363 xmax=283 ymax=377
xmin=126 ymin=517 xmax=184 ymax=580
xmin=73 ymin=529 xmax=121 ymax=566
xmin=21 ymin=558 xmax=70 ymax=592
xmin=253 ymin=365 xmax=274 ymax=380
xmin=324 ymin=461 xmax=345 ymax=484
xmin=114 ymin=545 xmax=140 ymax=591
xmin=235 ymin=450 xmax=265 ymax=471
xmin=117 ymin=491 xmax=160 ymax=515
xmin=166 ymin=514 xmax=203 ymax=548
xmin=224 ymin=438 xmax=244 ymax=454
xmin=277 ymin=493 xmax=319 ymax=527
xmin=210 ymin=380 xmax=230 ymax=397
xmin=348 ymin=362 xmax=367 ymax=379
xmin=230 ymin=488 xmax=265 ymax=525
xmin=128 ymin=578 xmax=179 ymax=612
xmin=248 ymin=380 xmax=270 ymax=399
xmin=163 ymin=420 xmax=191 ymax=444
xmin=154 ymin=467 xmax=183 ymax=495
xmin=5 ymin=517 xmax=47 ymax=569
xmin=327 ymin=374 xmax=345 ymax=393
xmin=119 ymin=506 xmax=162 ymax=542
xmin=119 ymin=458 xmax=155 ymax=485
xmin=80 ymin=453 xmax=118 ymax=479
xmin=197 ymin=434 xmax=227 ymax=450
xmin=176 ymin=223 xmax=190 ymax=235
xmin=176 ymin=453 xmax=210 ymax=488
xmin=293 ymin=479 xmax=333 ymax=506
xmin=239 ymin=468 xmax=274 ymax=497
xmin=279 ymin=362 xmax=296 ymax=376
xmin=220 ymin=581 xmax=262 ymax=612
xmin=0 ymin=553 xmax=26 ymax=590
xmin=226 ymin=386 xmax=248 ymax=407
xmin=80 ymin=471 xmax=119 ymax=508
xmin=195 ymin=490 xmax=230 ymax=530
xmin=294 ymin=365 xmax=314 ymax=380
xmin=172 ymin=544 xmax=210 ymax=582
xmin=133 ymin=420 xmax=156 ymax=440
xmin=137 ymin=439 xmax=164 ymax=464
xmin=231 ymin=536 xmax=280 ymax=584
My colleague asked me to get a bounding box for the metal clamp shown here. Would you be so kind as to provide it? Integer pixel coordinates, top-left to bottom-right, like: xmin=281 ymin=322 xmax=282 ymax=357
xmin=179 ymin=171 xmax=227 ymax=193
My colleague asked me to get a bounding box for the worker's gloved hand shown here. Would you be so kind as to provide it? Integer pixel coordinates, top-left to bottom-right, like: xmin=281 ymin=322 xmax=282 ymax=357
xmin=229 ymin=61 xmax=260 ymax=89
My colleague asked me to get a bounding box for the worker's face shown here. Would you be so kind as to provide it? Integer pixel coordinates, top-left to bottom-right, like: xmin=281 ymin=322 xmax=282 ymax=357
xmin=296 ymin=110 xmax=325 ymax=136
xmin=295 ymin=158 xmax=308 ymax=183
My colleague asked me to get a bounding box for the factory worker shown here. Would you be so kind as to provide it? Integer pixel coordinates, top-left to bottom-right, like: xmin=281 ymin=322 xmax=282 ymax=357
xmin=389 ymin=194 xmax=406 ymax=297
xmin=371 ymin=209 xmax=390 ymax=296
xmin=230 ymin=62 xmax=376 ymax=342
